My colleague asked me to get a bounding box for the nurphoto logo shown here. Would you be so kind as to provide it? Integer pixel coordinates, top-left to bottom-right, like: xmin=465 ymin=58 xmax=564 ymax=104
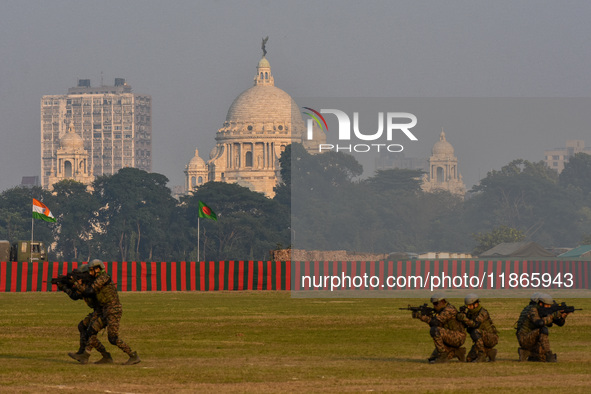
xmin=303 ymin=107 xmax=418 ymax=153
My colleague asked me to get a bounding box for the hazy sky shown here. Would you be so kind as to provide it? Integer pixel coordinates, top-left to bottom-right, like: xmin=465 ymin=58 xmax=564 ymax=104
xmin=1 ymin=0 xmax=590 ymax=192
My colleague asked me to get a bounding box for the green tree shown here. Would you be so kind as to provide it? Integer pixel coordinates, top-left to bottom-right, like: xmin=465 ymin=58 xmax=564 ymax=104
xmin=472 ymin=225 xmax=525 ymax=255
xmin=47 ymin=180 xmax=99 ymax=261
xmin=92 ymin=168 xmax=177 ymax=261
xmin=0 ymin=186 xmax=55 ymax=258
xmin=363 ymin=169 xmax=425 ymax=193
xmin=467 ymin=159 xmax=581 ymax=246
xmin=559 ymin=153 xmax=591 ymax=195
xmin=182 ymin=182 xmax=289 ymax=261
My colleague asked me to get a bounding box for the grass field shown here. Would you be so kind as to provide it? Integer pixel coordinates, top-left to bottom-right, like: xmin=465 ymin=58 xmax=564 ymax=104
xmin=1 ymin=292 xmax=590 ymax=393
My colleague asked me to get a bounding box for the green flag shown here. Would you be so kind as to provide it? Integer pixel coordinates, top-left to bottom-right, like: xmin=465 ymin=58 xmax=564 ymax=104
xmin=198 ymin=200 xmax=217 ymax=221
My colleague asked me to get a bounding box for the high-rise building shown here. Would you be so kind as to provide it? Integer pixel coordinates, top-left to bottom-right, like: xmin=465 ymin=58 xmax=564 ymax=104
xmin=544 ymin=140 xmax=591 ymax=173
xmin=41 ymin=78 xmax=151 ymax=189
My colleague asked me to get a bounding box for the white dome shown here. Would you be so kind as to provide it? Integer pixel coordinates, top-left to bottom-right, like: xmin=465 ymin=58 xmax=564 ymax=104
xmin=432 ymin=131 xmax=454 ymax=156
xmin=60 ymin=123 xmax=84 ymax=150
xmin=187 ymin=149 xmax=206 ymax=169
xmin=225 ymin=85 xmax=302 ymax=126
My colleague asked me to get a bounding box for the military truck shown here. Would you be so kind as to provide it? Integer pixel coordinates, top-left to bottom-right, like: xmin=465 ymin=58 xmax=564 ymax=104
xmin=0 ymin=240 xmax=47 ymax=262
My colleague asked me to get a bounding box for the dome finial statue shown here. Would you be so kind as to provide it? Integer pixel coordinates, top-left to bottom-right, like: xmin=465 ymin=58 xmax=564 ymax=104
xmin=261 ymin=36 xmax=269 ymax=57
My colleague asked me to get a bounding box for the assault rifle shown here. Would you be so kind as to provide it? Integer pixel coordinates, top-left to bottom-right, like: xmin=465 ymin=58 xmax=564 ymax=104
xmin=400 ymin=303 xmax=435 ymax=316
xmin=51 ymin=269 xmax=91 ymax=288
xmin=539 ymin=302 xmax=582 ymax=318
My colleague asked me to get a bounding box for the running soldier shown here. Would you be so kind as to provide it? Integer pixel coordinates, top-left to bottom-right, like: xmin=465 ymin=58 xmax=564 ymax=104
xmin=412 ymin=293 xmax=466 ymax=363
xmin=456 ymin=293 xmax=499 ymax=362
xmin=70 ymin=259 xmax=140 ymax=365
xmin=515 ymin=293 xmax=567 ymax=362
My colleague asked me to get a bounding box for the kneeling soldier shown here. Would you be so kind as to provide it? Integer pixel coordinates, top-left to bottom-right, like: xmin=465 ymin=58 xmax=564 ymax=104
xmin=456 ymin=293 xmax=499 ymax=362
xmin=515 ymin=293 xmax=567 ymax=362
xmin=412 ymin=293 xmax=466 ymax=363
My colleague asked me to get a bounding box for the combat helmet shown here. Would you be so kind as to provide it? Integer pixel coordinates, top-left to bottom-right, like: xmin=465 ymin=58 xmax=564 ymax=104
xmin=430 ymin=292 xmax=446 ymax=303
xmin=538 ymin=293 xmax=554 ymax=305
xmin=464 ymin=293 xmax=479 ymax=305
xmin=78 ymin=264 xmax=90 ymax=273
xmin=530 ymin=292 xmax=542 ymax=303
xmin=89 ymin=259 xmax=105 ymax=270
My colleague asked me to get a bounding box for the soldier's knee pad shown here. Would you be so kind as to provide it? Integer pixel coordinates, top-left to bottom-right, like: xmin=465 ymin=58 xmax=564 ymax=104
xmin=108 ymin=335 xmax=119 ymax=346
xmin=430 ymin=326 xmax=440 ymax=338
xmin=469 ymin=328 xmax=482 ymax=342
xmin=539 ymin=326 xmax=549 ymax=336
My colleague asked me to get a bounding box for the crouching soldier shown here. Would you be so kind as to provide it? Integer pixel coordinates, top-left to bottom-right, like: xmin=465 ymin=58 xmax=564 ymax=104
xmin=412 ymin=293 xmax=466 ymax=363
xmin=515 ymin=293 xmax=568 ymax=362
xmin=456 ymin=293 xmax=499 ymax=362
xmin=70 ymin=259 xmax=140 ymax=365
xmin=55 ymin=264 xmax=112 ymax=363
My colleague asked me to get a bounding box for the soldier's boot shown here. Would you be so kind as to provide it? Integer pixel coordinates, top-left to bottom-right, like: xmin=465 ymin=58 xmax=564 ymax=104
xmin=518 ymin=348 xmax=530 ymax=362
xmin=94 ymin=352 xmax=113 ymax=364
xmin=124 ymin=351 xmax=140 ymax=365
xmin=68 ymin=351 xmax=90 ymax=364
xmin=427 ymin=349 xmax=439 ymax=363
xmin=486 ymin=348 xmax=497 ymax=362
xmin=455 ymin=347 xmax=466 ymax=362
xmin=544 ymin=351 xmax=557 ymax=362
xmin=428 ymin=351 xmax=451 ymax=364
xmin=470 ymin=351 xmax=487 ymax=362
xmin=466 ymin=348 xmax=477 ymax=362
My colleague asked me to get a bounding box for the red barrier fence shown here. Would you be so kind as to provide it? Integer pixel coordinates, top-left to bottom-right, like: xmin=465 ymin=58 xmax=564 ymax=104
xmin=0 ymin=261 xmax=289 ymax=292
xmin=0 ymin=260 xmax=589 ymax=292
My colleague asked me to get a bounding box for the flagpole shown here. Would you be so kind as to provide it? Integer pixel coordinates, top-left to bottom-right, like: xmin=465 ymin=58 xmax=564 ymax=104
xmin=31 ymin=217 xmax=34 ymax=263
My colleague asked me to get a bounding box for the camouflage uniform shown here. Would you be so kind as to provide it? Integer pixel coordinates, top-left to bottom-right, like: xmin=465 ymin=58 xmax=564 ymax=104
xmin=63 ymin=285 xmax=107 ymax=355
xmin=58 ymin=272 xmax=108 ymax=357
xmin=515 ymin=302 xmax=565 ymax=361
xmin=457 ymin=305 xmax=498 ymax=362
xmin=83 ymin=271 xmax=135 ymax=357
xmin=415 ymin=303 xmax=466 ymax=362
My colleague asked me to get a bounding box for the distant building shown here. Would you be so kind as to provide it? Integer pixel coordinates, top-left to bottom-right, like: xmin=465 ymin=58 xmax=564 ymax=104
xmin=421 ymin=131 xmax=466 ymax=198
xmin=20 ymin=176 xmax=40 ymax=188
xmin=185 ymin=45 xmax=325 ymax=198
xmin=544 ymin=140 xmax=591 ymax=173
xmin=41 ymin=78 xmax=152 ymax=189
xmin=374 ymin=150 xmax=428 ymax=173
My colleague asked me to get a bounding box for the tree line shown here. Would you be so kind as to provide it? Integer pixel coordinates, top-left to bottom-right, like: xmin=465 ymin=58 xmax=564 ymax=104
xmin=0 ymin=145 xmax=590 ymax=261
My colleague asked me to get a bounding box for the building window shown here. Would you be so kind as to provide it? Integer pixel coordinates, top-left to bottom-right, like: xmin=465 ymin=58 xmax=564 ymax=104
xmin=245 ymin=151 xmax=253 ymax=167
xmin=64 ymin=161 xmax=73 ymax=178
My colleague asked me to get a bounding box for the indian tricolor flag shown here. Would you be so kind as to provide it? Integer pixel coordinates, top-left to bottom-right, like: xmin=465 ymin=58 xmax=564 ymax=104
xmin=32 ymin=198 xmax=56 ymax=223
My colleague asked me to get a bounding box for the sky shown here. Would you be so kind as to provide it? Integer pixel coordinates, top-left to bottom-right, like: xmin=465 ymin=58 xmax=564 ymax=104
xmin=1 ymin=0 xmax=591 ymax=193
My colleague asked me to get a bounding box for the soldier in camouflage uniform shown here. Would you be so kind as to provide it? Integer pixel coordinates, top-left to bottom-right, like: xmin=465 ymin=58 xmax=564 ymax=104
xmin=456 ymin=293 xmax=498 ymax=362
xmin=56 ymin=264 xmax=112 ymax=364
xmin=412 ymin=293 xmax=466 ymax=363
xmin=71 ymin=259 xmax=140 ymax=365
xmin=515 ymin=293 xmax=567 ymax=362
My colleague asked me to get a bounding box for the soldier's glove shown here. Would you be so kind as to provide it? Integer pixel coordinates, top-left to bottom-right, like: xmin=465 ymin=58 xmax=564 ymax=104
xmin=456 ymin=313 xmax=466 ymax=321
xmin=83 ymin=287 xmax=95 ymax=298
xmin=534 ymin=319 xmax=545 ymax=328
xmin=412 ymin=311 xmax=420 ymax=319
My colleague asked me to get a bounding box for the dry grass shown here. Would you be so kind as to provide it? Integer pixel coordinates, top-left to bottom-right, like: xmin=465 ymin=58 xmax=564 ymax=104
xmin=1 ymin=292 xmax=590 ymax=393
